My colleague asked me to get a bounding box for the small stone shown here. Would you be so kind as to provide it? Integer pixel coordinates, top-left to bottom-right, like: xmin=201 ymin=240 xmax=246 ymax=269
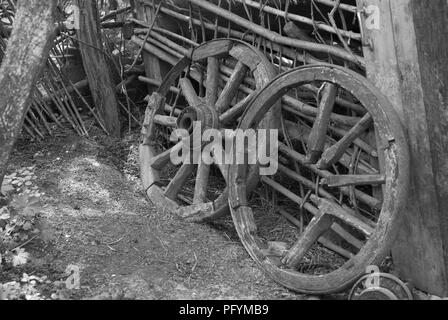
xmin=25 ymin=181 xmax=32 ymax=186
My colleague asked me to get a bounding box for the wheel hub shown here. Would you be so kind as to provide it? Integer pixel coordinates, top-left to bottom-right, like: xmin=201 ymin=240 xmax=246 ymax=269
xmin=176 ymin=102 xmax=219 ymax=134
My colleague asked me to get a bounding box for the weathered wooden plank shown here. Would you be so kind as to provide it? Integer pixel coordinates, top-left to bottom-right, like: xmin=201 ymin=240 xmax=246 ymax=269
xmin=359 ymin=0 xmax=448 ymax=296
xmin=77 ymin=0 xmax=120 ymax=137
xmin=306 ymin=83 xmax=337 ymax=164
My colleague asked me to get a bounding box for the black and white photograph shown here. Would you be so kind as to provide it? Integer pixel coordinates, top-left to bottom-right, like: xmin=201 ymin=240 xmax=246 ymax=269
xmin=0 ymin=0 xmax=447 ymax=307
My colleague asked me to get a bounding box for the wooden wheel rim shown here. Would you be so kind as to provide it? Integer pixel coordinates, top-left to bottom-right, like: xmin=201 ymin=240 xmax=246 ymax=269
xmin=140 ymin=39 xmax=277 ymax=221
xmin=228 ymin=65 xmax=410 ymax=294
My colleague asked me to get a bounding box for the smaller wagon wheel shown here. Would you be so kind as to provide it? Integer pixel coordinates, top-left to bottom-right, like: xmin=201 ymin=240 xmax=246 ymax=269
xmin=228 ymin=65 xmax=410 ymax=294
xmin=140 ymin=39 xmax=277 ymax=221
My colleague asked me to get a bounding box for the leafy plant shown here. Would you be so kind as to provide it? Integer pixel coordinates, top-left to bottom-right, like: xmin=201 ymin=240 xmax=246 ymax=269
xmin=0 ymin=193 xmax=55 ymax=267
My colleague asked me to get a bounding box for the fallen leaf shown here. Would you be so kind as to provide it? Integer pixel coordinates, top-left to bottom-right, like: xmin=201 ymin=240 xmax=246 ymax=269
xmin=12 ymin=248 xmax=30 ymax=267
xmin=0 ymin=207 xmax=10 ymax=220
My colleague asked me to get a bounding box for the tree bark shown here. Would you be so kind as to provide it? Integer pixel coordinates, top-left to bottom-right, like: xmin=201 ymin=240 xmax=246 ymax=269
xmin=0 ymin=0 xmax=56 ymax=186
xmin=76 ymin=0 xmax=121 ymax=137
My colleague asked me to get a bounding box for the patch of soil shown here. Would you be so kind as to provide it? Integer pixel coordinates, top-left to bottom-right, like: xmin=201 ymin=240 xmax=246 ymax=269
xmin=3 ymin=130 xmax=306 ymax=300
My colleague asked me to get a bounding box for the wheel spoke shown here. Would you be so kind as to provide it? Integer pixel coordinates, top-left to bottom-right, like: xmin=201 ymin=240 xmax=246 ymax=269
xmin=193 ymin=161 xmax=211 ymax=204
xmin=278 ymin=164 xmax=337 ymax=201
xmin=215 ymin=61 xmax=248 ymax=114
xmin=278 ymin=208 xmax=362 ymax=253
xmin=316 ymin=198 xmax=374 ymax=237
xmin=318 ymin=114 xmax=373 ymax=169
xmin=219 ymin=91 xmax=256 ymax=124
xmin=282 ymin=213 xmax=335 ymax=268
xmin=164 ymin=163 xmax=196 ymax=200
xmin=153 ymin=115 xmax=177 ymax=128
xmin=284 ymin=121 xmax=378 ymax=175
xmin=278 ymin=142 xmax=382 ymax=210
xmin=322 ymin=174 xmax=386 ymax=188
xmin=205 ymin=57 xmax=220 ymax=106
xmin=306 ymin=83 xmax=337 ymax=163
xmin=179 ymin=77 xmax=201 ymax=107
xmin=275 ymin=166 xmax=365 ymax=249
xmin=150 ymin=142 xmax=183 ymax=170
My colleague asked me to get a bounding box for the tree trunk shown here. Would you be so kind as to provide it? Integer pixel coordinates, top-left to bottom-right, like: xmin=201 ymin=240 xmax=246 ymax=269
xmin=0 ymin=0 xmax=56 ymax=186
xmin=76 ymin=0 xmax=121 ymax=137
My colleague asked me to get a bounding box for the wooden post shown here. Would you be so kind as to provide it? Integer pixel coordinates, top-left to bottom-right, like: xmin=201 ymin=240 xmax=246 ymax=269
xmin=135 ymin=0 xmax=163 ymax=91
xmin=76 ymin=0 xmax=121 ymax=137
xmin=358 ymin=0 xmax=448 ymax=296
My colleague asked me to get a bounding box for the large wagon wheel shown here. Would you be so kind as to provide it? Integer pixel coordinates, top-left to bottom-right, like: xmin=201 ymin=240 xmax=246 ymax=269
xmin=228 ymin=65 xmax=410 ymax=294
xmin=140 ymin=39 xmax=277 ymax=221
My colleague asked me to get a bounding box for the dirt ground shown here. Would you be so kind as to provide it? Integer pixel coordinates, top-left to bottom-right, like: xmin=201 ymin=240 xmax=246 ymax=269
xmin=1 ymin=128 xmax=324 ymax=300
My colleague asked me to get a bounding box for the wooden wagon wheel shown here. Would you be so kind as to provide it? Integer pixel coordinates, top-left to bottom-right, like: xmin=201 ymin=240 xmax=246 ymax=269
xmin=228 ymin=65 xmax=410 ymax=294
xmin=140 ymin=39 xmax=278 ymax=221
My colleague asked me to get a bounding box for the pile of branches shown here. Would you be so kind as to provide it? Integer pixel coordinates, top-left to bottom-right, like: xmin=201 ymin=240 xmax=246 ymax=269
xmin=0 ymin=0 xmax=139 ymax=140
xmin=138 ymin=0 xmax=364 ymax=70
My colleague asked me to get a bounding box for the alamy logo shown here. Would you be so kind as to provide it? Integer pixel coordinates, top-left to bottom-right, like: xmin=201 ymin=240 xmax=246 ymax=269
xmin=364 ymin=5 xmax=380 ymax=30
xmin=365 ymin=265 xmax=381 ymax=288
xmin=169 ymin=122 xmax=279 ymax=176
xmin=64 ymin=5 xmax=80 ymax=30
xmin=65 ymin=264 xmax=80 ymax=290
